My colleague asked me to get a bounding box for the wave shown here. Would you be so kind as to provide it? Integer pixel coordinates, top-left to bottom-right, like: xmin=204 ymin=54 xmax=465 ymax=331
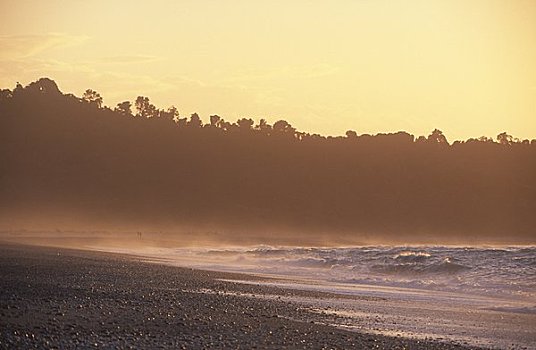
xmin=176 ymin=245 xmax=536 ymax=302
xmin=485 ymin=306 xmax=536 ymax=315
xmin=371 ymin=258 xmax=470 ymax=275
xmin=284 ymin=257 xmax=336 ymax=268
xmin=392 ymin=251 xmax=431 ymax=263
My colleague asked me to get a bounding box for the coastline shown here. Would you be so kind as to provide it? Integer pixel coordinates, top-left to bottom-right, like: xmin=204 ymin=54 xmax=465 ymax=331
xmin=86 ymin=244 xmax=536 ymax=349
xmin=0 ymin=242 xmax=480 ymax=349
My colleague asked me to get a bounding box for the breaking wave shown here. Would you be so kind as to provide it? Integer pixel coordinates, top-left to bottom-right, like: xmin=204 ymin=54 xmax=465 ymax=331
xmin=172 ymin=245 xmax=536 ymax=302
xmin=371 ymin=258 xmax=470 ymax=275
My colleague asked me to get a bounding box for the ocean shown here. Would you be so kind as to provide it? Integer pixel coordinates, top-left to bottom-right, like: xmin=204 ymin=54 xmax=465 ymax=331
xmin=144 ymin=246 xmax=536 ymax=304
xmin=92 ymin=244 xmax=536 ymax=348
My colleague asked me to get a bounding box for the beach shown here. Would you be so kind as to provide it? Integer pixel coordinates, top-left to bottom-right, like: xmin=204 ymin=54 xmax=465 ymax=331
xmin=0 ymin=243 xmax=483 ymax=349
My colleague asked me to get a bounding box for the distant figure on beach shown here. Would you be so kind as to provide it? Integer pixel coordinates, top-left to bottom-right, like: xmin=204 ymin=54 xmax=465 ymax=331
xmin=137 ymin=232 xmax=142 ymax=240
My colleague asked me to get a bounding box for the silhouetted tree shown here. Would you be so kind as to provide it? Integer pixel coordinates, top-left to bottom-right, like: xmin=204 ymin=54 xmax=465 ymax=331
xmin=346 ymin=130 xmax=358 ymax=139
xmin=497 ymin=132 xmax=513 ymax=145
xmin=220 ymin=120 xmax=232 ymax=131
xmin=159 ymin=106 xmax=179 ymax=121
xmin=13 ymin=82 xmax=23 ymax=96
xmin=25 ymin=78 xmax=61 ymax=96
xmin=478 ymin=136 xmax=493 ymax=143
xmin=2 ymin=78 xmax=535 ymax=244
xmin=427 ymin=129 xmax=448 ymax=144
xmin=256 ymin=119 xmax=271 ymax=134
xmin=177 ymin=117 xmax=187 ymax=127
xmin=135 ymin=96 xmax=157 ymax=118
xmin=0 ymin=89 xmax=11 ymax=102
xmin=188 ymin=113 xmax=202 ymax=127
xmin=237 ymin=118 xmax=254 ymax=130
xmin=82 ymin=89 xmax=103 ymax=108
xmin=272 ymin=120 xmax=295 ymax=135
xmin=210 ymin=115 xmax=221 ymax=128
xmin=115 ymin=101 xmax=132 ymax=116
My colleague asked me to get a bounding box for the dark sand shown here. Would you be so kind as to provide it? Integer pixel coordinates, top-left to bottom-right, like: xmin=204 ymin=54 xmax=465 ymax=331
xmin=0 ymin=243 xmax=481 ymax=349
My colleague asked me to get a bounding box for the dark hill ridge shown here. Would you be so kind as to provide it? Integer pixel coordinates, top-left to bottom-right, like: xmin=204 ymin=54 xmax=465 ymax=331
xmin=1 ymin=78 xmax=535 ymax=244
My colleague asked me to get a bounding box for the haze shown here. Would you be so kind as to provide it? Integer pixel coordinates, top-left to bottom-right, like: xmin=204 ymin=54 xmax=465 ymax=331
xmin=1 ymin=0 xmax=535 ymax=141
xmin=1 ymin=78 xmax=535 ymax=246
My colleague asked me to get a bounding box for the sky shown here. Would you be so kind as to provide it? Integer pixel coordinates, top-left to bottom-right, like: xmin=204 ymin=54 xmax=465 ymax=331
xmin=0 ymin=0 xmax=535 ymax=140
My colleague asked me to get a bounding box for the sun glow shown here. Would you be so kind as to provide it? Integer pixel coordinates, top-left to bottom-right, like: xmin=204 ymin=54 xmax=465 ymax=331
xmin=0 ymin=0 xmax=535 ymax=140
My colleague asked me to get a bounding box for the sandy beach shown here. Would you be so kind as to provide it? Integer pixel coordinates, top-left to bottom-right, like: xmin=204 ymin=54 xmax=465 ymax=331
xmin=0 ymin=243 xmax=485 ymax=349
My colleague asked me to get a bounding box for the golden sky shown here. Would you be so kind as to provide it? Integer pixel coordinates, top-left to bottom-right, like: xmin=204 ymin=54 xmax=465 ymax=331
xmin=1 ymin=0 xmax=535 ymax=140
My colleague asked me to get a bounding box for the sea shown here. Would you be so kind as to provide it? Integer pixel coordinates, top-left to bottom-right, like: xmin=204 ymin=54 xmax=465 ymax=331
xmin=94 ymin=244 xmax=536 ymax=348
xmin=135 ymin=245 xmax=536 ymax=304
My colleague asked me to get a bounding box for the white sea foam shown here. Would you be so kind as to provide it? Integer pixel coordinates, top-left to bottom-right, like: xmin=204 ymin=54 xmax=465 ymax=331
xmin=98 ymin=245 xmax=536 ymax=304
xmin=90 ymin=244 xmax=536 ymax=349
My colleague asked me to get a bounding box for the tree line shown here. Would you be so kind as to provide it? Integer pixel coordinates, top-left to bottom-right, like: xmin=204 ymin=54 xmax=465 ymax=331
xmin=1 ymin=78 xmax=534 ymax=243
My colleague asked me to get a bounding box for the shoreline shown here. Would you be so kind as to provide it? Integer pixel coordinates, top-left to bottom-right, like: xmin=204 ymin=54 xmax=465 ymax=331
xmin=0 ymin=242 xmax=481 ymax=349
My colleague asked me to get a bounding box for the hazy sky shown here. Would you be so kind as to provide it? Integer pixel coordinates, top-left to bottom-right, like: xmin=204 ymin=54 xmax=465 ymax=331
xmin=1 ymin=0 xmax=535 ymax=140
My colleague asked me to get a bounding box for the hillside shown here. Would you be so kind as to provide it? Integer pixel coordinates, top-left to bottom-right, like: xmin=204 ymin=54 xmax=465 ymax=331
xmin=1 ymin=78 xmax=535 ymax=244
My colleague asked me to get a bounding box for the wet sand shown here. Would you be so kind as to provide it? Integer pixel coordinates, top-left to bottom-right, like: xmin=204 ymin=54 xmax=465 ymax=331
xmin=0 ymin=243 xmax=482 ymax=349
xmin=218 ymin=278 xmax=536 ymax=350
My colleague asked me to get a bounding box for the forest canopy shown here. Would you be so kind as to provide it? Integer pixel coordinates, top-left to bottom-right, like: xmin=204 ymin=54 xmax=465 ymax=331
xmin=1 ymin=78 xmax=535 ymax=244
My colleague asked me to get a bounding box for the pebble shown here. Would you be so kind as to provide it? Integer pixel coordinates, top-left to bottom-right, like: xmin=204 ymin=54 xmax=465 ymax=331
xmin=0 ymin=244 xmax=477 ymax=350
